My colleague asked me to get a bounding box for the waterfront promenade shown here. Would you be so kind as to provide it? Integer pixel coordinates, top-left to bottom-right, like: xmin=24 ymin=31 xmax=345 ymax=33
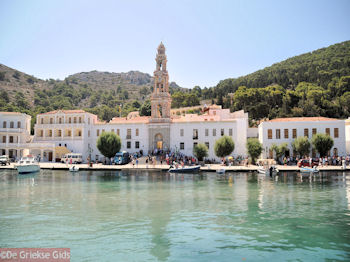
xmin=1 ymin=162 xmax=349 ymax=172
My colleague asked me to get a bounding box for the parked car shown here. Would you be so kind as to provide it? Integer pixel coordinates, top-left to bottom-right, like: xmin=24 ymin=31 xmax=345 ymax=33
xmin=61 ymin=153 xmax=83 ymax=164
xmin=0 ymin=155 xmax=10 ymax=166
xmin=297 ymin=158 xmax=319 ymax=167
xmin=114 ymin=151 xmax=130 ymax=165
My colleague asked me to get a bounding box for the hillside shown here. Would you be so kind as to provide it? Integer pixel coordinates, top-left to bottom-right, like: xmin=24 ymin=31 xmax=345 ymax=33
xmin=211 ymin=41 xmax=350 ymax=97
xmin=202 ymin=41 xmax=350 ymax=123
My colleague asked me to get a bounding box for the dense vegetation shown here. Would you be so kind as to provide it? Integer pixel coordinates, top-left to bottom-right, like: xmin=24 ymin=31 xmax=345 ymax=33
xmin=204 ymin=41 xmax=350 ymax=122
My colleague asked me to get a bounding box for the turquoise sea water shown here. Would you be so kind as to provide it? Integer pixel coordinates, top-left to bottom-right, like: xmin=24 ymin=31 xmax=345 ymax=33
xmin=0 ymin=170 xmax=350 ymax=261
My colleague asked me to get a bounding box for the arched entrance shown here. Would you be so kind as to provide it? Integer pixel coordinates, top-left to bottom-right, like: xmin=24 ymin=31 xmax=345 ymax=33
xmin=155 ymin=133 xmax=163 ymax=150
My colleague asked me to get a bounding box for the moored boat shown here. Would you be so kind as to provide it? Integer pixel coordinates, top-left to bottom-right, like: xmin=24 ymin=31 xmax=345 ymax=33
xmin=300 ymin=166 xmax=319 ymax=173
xmin=216 ymin=169 xmax=226 ymax=174
xmin=168 ymin=165 xmax=201 ymax=173
xmin=16 ymin=156 xmax=40 ymax=174
xmin=69 ymin=165 xmax=79 ymax=172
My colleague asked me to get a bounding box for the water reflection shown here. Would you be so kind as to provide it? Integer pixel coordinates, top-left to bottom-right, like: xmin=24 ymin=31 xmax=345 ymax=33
xmin=0 ymin=170 xmax=350 ymax=261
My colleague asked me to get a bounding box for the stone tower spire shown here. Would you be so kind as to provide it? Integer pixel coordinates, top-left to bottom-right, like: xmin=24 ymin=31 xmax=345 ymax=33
xmin=150 ymin=42 xmax=172 ymax=121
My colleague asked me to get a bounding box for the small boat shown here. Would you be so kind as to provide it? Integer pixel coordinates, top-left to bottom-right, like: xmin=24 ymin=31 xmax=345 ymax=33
xmin=300 ymin=166 xmax=319 ymax=173
xmin=16 ymin=156 xmax=40 ymax=174
xmin=216 ymin=169 xmax=226 ymax=174
xmin=257 ymin=165 xmax=279 ymax=176
xmin=69 ymin=165 xmax=79 ymax=172
xmin=168 ymin=165 xmax=201 ymax=173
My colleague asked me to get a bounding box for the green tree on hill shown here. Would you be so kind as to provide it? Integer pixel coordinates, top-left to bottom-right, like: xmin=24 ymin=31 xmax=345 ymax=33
xmin=214 ymin=136 xmax=235 ymax=158
xmin=193 ymin=143 xmax=208 ymax=162
xmin=246 ymin=138 xmax=263 ymax=164
xmin=292 ymin=137 xmax=310 ymax=158
xmin=311 ymin=133 xmax=334 ymax=157
xmin=96 ymin=132 xmax=121 ymax=159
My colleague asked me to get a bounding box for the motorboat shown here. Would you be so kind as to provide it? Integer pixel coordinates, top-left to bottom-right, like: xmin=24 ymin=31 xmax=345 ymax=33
xmin=257 ymin=165 xmax=279 ymax=176
xmin=69 ymin=165 xmax=79 ymax=172
xmin=168 ymin=165 xmax=201 ymax=173
xmin=300 ymin=166 xmax=319 ymax=173
xmin=16 ymin=156 xmax=40 ymax=174
xmin=216 ymin=169 xmax=226 ymax=174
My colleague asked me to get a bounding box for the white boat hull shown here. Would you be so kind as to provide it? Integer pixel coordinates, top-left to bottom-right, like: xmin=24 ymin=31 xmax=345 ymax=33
xmin=17 ymin=164 xmax=40 ymax=174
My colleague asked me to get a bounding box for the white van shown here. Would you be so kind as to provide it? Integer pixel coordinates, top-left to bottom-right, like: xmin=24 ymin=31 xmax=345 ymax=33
xmin=61 ymin=153 xmax=83 ymax=164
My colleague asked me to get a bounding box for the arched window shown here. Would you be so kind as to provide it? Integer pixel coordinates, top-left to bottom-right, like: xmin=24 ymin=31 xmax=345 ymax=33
xmin=59 ymin=118 xmax=62 ymax=124
xmin=10 ymin=121 xmax=14 ymax=128
xmin=17 ymin=121 xmax=21 ymax=128
xmin=3 ymin=121 xmax=6 ymax=128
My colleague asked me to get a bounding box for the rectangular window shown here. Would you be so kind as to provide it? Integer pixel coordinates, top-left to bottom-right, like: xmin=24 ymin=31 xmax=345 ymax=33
xmin=229 ymin=128 xmax=233 ymax=136
xmin=40 ymin=118 xmax=43 ymax=124
xmin=334 ymin=128 xmax=339 ymax=138
xmin=127 ymin=141 xmax=131 ymax=149
xmin=193 ymin=142 xmax=198 ymax=148
xmin=117 ymin=129 xmax=120 ymax=136
xmin=97 ymin=129 xmax=100 ymax=136
xmin=213 ymin=129 xmax=216 ymax=136
xmin=10 ymin=122 xmax=14 ymax=128
xmin=268 ymin=129 xmax=272 ymax=139
xmin=312 ymin=128 xmax=317 ymax=135
xmin=88 ymin=118 xmax=90 ymax=124
xmin=74 ymin=117 xmax=77 ymax=123
xmin=205 ymin=129 xmax=209 ymax=136
xmin=49 ymin=130 xmax=52 ymax=137
xmin=50 ymin=118 xmax=53 ymax=124
xmin=276 ymin=129 xmax=280 ymax=139
xmin=9 ymin=136 xmax=13 ymax=143
xmin=221 ymin=129 xmax=224 ymax=136
xmin=135 ymin=141 xmax=140 ymax=148
xmin=69 ymin=118 xmax=71 ymax=124
xmin=284 ymin=129 xmax=288 ymax=139
xmin=136 ymin=128 xmax=139 ymax=136
xmin=180 ymin=129 xmax=184 ymax=136
xmin=205 ymin=142 xmax=209 ymax=149
xmin=127 ymin=129 xmax=131 ymax=139
xmin=88 ymin=130 xmax=90 ymax=137
xmin=78 ymin=130 xmax=82 ymax=137
xmin=304 ymin=128 xmax=309 ymax=138
xmin=17 ymin=121 xmax=21 ymax=128
xmin=180 ymin=142 xmax=184 ymax=150
xmin=58 ymin=130 xmax=62 ymax=137
xmin=292 ymin=129 xmax=297 ymax=138
xmin=326 ymin=128 xmax=330 ymax=136
xmin=193 ymin=129 xmax=198 ymax=140
xmin=79 ymin=117 xmax=82 ymax=123
xmin=2 ymin=136 xmax=6 ymax=143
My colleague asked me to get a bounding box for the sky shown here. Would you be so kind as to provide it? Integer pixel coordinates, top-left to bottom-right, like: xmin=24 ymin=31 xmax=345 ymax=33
xmin=0 ymin=0 xmax=349 ymax=88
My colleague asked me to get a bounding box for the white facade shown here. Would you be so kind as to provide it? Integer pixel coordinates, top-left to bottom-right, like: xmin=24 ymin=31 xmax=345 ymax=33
xmin=32 ymin=107 xmax=248 ymax=162
xmin=346 ymin=118 xmax=350 ymax=155
xmin=258 ymin=117 xmax=346 ymax=158
xmin=0 ymin=112 xmax=31 ymax=158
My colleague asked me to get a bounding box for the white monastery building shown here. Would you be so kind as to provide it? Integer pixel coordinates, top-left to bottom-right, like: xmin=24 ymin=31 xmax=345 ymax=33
xmin=1 ymin=43 xmax=349 ymax=162
xmin=31 ymin=43 xmax=248 ymax=162
xmin=259 ymin=117 xmax=346 ymax=158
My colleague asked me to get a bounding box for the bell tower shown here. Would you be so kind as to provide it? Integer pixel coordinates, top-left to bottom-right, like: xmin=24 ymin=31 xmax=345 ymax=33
xmin=150 ymin=42 xmax=172 ymax=121
xmin=148 ymin=42 xmax=172 ymax=151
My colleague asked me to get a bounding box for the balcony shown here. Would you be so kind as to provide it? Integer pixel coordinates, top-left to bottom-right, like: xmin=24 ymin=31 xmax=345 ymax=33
xmin=0 ymin=128 xmax=29 ymax=134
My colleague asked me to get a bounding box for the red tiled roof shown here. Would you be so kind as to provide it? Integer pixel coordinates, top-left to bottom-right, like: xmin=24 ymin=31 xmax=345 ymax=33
xmin=39 ymin=110 xmax=87 ymax=115
xmin=109 ymin=116 xmax=150 ymax=124
xmin=266 ymin=117 xmax=340 ymax=122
